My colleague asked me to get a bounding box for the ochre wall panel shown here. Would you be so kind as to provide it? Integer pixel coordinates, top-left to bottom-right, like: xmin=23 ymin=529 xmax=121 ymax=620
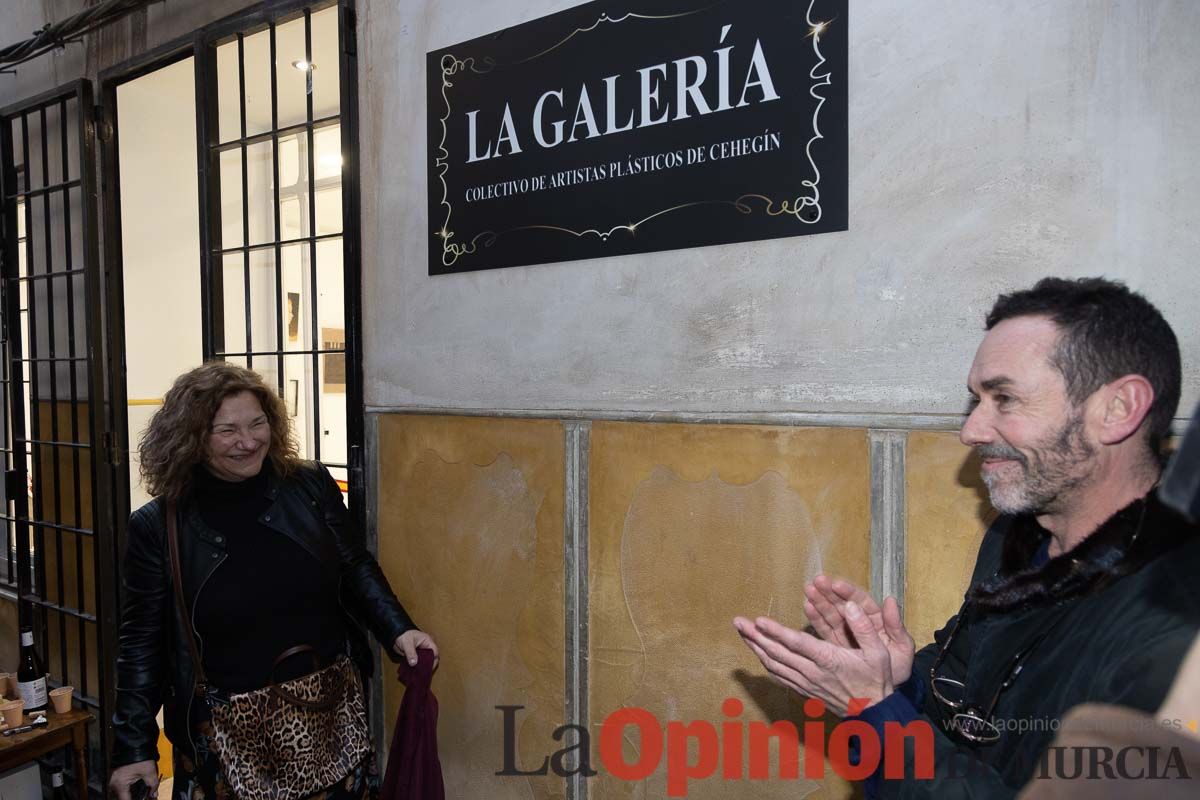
xmin=904 ymin=431 xmax=996 ymax=647
xmin=0 ymin=600 xmax=17 ymax=674
xmin=19 ymin=402 xmax=101 ymax=706
xmin=589 ymin=422 xmax=870 ymax=800
xmin=377 ymin=415 xmax=566 ymax=800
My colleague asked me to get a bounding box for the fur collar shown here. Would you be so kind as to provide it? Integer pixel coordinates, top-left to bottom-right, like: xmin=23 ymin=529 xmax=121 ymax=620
xmin=968 ymin=492 xmax=1194 ymax=611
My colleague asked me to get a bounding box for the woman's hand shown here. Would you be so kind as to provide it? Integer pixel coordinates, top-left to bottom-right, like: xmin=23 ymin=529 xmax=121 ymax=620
xmin=109 ymin=761 xmax=159 ymax=800
xmin=393 ymin=629 xmax=439 ymax=668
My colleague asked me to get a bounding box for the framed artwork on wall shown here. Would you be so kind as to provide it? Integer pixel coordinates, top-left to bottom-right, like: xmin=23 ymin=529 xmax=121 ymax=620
xmin=322 ymin=327 xmax=345 ymax=392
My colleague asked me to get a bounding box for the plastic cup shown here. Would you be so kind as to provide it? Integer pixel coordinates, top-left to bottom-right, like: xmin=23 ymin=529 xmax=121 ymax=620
xmin=0 ymin=699 xmax=23 ymax=727
xmin=50 ymin=685 xmax=73 ymax=713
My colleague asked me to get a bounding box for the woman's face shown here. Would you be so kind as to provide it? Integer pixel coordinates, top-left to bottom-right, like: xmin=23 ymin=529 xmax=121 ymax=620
xmin=205 ymin=390 xmax=271 ymax=482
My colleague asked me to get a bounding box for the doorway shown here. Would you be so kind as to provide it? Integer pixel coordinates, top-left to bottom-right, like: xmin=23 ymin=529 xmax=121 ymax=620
xmin=107 ymin=0 xmax=356 ymax=518
xmin=0 ymin=0 xmax=364 ymax=788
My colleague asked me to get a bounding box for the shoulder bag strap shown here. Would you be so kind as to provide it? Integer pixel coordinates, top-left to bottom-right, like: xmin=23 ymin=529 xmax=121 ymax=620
xmin=166 ymin=500 xmax=210 ymax=697
xmin=267 ymin=644 xmax=342 ymax=710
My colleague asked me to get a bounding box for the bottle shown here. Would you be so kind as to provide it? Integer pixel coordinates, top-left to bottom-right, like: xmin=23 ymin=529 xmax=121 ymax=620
xmin=17 ymin=626 xmax=47 ymax=713
xmin=50 ymin=771 xmax=69 ymax=800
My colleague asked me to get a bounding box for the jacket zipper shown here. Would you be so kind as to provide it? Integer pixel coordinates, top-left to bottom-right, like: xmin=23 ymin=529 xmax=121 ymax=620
xmin=336 ymin=573 xmax=372 ymax=657
xmin=184 ymin=550 xmax=227 ymax=761
xmin=178 ymin=490 xmax=368 ymax=759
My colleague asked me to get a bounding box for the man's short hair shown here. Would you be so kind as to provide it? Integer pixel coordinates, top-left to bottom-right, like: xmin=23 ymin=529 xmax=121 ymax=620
xmin=986 ymin=277 xmax=1181 ymax=456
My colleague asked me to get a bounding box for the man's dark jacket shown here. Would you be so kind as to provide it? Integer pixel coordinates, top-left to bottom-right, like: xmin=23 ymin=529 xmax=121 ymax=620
xmin=110 ymin=461 xmax=415 ymax=768
xmin=871 ymin=493 xmax=1200 ymax=798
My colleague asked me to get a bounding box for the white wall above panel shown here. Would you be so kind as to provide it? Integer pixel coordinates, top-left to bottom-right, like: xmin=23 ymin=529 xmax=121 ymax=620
xmin=358 ymin=0 xmax=1200 ymax=417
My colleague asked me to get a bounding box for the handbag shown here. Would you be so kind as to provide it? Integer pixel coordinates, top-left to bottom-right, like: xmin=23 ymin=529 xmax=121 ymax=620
xmin=166 ymin=502 xmax=372 ymax=800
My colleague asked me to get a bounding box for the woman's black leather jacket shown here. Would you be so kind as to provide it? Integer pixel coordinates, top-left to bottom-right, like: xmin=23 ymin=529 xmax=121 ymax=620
xmin=110 ymin=461 xmax=415 ymax=767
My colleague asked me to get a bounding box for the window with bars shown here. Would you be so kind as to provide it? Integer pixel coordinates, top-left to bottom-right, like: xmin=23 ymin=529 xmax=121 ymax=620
xmin=209 ymin=4 xmax=350 ymax=491
xmin=0 ymin=82 xmax=113 ymax=783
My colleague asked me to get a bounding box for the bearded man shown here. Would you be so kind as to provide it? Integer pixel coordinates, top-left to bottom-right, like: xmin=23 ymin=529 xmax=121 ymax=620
xmin=736 ymin=277 xmax=1200 ymax=798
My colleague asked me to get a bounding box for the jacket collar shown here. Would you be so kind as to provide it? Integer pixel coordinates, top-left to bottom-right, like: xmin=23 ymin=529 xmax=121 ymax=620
xmin=969 ymin=491 xmax=1195 ymax=611
xmin=180 ymin=460 xmax=285 ymax=549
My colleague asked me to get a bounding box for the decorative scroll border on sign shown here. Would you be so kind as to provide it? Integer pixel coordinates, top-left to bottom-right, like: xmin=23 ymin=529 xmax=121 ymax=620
xmin=432 ymin=0 xmax=835 ymax=270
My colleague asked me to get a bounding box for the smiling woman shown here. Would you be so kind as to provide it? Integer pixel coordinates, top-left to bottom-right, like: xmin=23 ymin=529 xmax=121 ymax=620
xmin=108 ymin=362 xmax=439 ymax=800
xmin=206 ymin=392 xmax=272 ymax=482
xmin=135 ymin=362 xmax=302 ymax=503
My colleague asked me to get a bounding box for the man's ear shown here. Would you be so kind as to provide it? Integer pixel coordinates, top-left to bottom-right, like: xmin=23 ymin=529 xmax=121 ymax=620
xmin=1092 ymin=374 xmax=1156 ymax=445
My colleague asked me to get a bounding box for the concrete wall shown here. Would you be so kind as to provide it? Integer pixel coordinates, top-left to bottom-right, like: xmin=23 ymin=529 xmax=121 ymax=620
xmin=0 ymin=1 xmax=261 ymax=104
xmin=360 ymin=0 xmax=1200 ymax=418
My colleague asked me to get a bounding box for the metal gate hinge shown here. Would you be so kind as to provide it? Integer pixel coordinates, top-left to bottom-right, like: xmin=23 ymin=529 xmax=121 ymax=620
xmin=94 ymin=107 xmax=112 ymax=143
xmin=103 ymin=432 xmax=122 ymax=467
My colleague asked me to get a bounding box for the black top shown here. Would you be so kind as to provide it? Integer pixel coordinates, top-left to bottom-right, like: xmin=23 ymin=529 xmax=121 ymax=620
xmin=191 ymin=464 xmax=346 ymax=693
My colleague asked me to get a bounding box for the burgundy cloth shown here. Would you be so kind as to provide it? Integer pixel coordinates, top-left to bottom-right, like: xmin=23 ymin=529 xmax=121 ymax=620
xmin=381 ymin=648 xmax=445 ymax=800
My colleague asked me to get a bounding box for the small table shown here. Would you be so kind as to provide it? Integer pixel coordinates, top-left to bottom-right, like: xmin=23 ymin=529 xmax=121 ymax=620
xmin=0 ymin=709 xmax=93 ymax=798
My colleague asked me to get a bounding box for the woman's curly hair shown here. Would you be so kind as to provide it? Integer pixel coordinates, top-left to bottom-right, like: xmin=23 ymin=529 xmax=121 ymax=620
xmin=139 ymin=362 xmax=301 ymax=501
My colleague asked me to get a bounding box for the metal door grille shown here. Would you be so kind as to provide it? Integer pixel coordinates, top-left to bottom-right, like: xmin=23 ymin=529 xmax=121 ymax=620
xmin=0 ymin=80 xmax=116 ymax=781
xmin=202 ymin=2 xmax=355 ymax=490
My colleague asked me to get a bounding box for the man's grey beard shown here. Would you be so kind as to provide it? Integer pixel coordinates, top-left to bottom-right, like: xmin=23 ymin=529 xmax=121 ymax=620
xmin=978 ymin=413 xmax=1096 ymax=516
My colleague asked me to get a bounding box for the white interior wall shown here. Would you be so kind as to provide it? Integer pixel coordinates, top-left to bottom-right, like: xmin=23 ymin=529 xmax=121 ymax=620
xmin=116 ymin=57 xmax=203 ymax=509
xmin=360 ymin=0 xmax=1200 ymax=419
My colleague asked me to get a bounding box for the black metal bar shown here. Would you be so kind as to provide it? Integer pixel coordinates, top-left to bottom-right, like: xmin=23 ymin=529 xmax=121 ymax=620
xmin=0 ymin=118 xmax=12 ymax=591
xmin=18 ymin=593 xmax=97 ymax=622
xmin=216 ymin=229 xmax=341 ymax=256
xmin=304 ymin=8 xmax=321 ymax=462
xmin=197 ymin=33 xmax=222 ymax=358
xmin=270 ymin=22 xmax=285 ymax=396
xmin=214 ymin=347 xmax=346 ymax=357
xmin=14 ymin=437 xmax=91 ymax=449
xmin=76 ymin=79 xmax=118 ymax=779
xmin=99 ymin=51 xmax=132 ymax=650
xmin=4 ymin=177 xmax=82 ymax=202
xmin=14 ymin=356 xmax=89 ymax=363
xmin=13 ymin=267 xmax=88 ymax=280
xmin=58 ymin=96 xmax=79 ymax=689
xmin=238 ymin=34 xmax=252 ymax=369
xmin=212 ymin=112 xmax=340 ymax=153
xmin=0 ymin=82 xmax=93 ymax=120
xmin=37 ymin=89 xmax=60 ymax=667
xmin=20 ymin=110 xmax=46 ymax=626
xmin=339 ymin=0 xmax=366 ymax=528
xmin=199 ymin=0 xmax=336 ymax=47
xmin=0 ymin=516 xmax=96 ymax=536
xmin=97 ymin=35 xmax=193 ymax=89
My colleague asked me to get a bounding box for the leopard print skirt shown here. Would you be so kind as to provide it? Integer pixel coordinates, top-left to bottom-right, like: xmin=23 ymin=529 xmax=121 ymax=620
xmin=172 ymin=713 xmax=379 ymax=800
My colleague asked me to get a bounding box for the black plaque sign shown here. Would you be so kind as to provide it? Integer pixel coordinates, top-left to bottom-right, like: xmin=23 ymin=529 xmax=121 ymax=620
xmin=426 ymin=0 xmax=847 ymax=274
